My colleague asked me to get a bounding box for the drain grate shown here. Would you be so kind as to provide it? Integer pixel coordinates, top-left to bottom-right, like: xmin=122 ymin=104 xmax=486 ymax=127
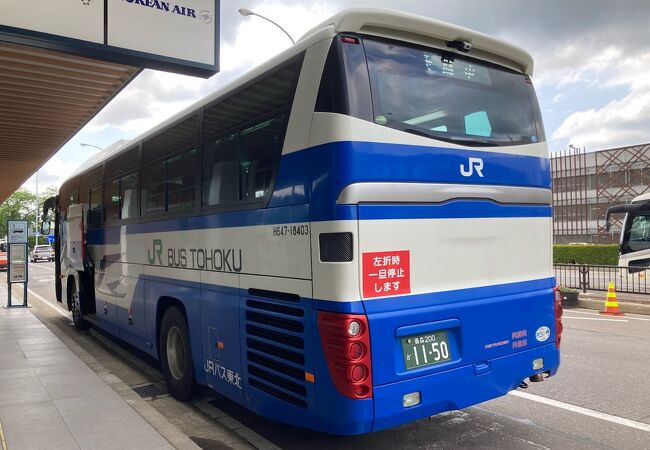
xmin=131 ymin=383 xmax=166 ymax=399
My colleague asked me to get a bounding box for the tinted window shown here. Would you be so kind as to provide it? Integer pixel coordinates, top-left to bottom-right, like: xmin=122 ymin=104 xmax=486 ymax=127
xmin=202 ymin=135 xmax=239 ymax=206
xmin=315 ymin=36 xmax=373 ymax=120
xmin=120 ymin=172 xmax=138 ymax=219
xmin=105 ymin=178 xmax=120 ymax=221
xmin=202 ymin=60 xmax=302 ymax=140
xmin=106 ymin=146 xmax=138 ymax=179
xmin=105 ymin=172 xmax=139 ymax=221
xmin=88 ymin=185 xmax=102 ymax=227
xmin=363 ymin=38 xmax=545 ymax=146
xmin=141 ymin=160 xmax=165 ymax=216
xmin=167 ymin=149 xmax=197 ymax=212
xmin=240 ymin=116 xmax=284 ymax=201
xmin=142 ymin=115 xmax=198 ymax=164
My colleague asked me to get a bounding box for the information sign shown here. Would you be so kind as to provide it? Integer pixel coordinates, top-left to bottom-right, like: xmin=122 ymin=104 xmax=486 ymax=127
xmin=6 ymin=221 xmax=28 ymax=307
xmin=7 ymin=220 xmax=28 ymax=244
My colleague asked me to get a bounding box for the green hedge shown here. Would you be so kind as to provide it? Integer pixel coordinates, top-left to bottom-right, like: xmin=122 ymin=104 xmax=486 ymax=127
xmin=553 ymin=244 xmax=619 ymax=265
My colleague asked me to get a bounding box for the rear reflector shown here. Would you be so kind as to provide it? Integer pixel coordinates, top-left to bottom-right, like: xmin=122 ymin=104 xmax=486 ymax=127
xmin=553 ymin=286 xmax=564 ymax=348
xmin=318 ymin=311 xmax=372 ymax=399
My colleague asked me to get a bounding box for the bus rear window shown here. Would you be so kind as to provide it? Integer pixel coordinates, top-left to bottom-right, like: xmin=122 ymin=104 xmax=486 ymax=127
xmin=363 ymin=38 xmax=545 ymax=147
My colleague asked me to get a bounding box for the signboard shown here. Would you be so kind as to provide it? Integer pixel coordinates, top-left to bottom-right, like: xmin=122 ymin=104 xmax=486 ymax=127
xmin=108 ymin=0 xmax=216 ymax=66
xmin=9 ymin=244 xmax=27 ymax=282
xmin=7 ymin=220 xmax=28 ymax=244
xmin=5 ymin=229 xmax=28 ymax=307
xmin=362 ymin=250 xmax=411 ymax=299
xmin=0 ymin=0 xmax=219 ymax=77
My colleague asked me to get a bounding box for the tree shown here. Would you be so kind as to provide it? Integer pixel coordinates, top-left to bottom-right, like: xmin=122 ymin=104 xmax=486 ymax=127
xmin=0 ymin=189 xmax=37 ymax=238
xmin=0 ymin=186 xmax=60 ymax=247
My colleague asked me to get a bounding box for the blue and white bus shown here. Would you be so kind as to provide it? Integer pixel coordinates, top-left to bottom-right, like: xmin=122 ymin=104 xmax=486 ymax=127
xmin=42 ymin=8 xmax=563 ymax=435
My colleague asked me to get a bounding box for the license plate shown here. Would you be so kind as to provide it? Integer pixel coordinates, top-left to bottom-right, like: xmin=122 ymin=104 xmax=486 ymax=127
xmin=401 ymin=330 xmax=451 ymax=370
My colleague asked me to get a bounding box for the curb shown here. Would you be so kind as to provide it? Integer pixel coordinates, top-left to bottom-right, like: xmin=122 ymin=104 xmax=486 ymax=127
xmin=575 ymin=295 xmax=650 ymax=315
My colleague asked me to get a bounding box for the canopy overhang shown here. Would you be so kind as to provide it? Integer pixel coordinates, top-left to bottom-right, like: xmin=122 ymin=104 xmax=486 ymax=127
xmin=0 ymin=42 xmax=139 ymax=202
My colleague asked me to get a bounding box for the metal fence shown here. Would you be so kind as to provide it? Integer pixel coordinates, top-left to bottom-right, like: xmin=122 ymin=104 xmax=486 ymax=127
xmin=554 ymin=264 xmax=650 ymax=294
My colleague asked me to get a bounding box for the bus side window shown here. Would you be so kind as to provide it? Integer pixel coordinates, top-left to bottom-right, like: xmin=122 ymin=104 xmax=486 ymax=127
xmin=120 ymin=172 xmax=138 ymax=219
xmin=240 ymin=115 xmax=284 ymax=201
xmin=88 ymin=185 xmax=103 ymax=228
xmin=141 ymin=160 xmax=165 ymax=217
xmin=202 ymin=134 xmax=239 ymax=206
xmin=167 ymin=149 xmax=197 ymax=213
xmin=105 ymin=178 xmax=120 ymax=222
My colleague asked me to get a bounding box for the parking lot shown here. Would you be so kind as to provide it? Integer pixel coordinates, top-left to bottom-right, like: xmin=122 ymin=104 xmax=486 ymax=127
xmin=3 ymin=261 xmax=647 ymax=449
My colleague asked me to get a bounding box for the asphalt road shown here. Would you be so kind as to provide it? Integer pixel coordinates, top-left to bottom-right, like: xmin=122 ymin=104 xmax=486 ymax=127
xmin=6 ymin=261 xmax=650 ymax=450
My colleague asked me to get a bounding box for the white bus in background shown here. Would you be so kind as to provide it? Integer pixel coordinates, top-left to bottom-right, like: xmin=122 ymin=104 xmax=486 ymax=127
xmin=607 ymin=193 xmax=650 ymax=271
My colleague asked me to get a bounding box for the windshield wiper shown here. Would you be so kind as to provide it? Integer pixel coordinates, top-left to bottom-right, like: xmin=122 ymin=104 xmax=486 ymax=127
xmin=402 ymin=127 xmax=495 ymax=147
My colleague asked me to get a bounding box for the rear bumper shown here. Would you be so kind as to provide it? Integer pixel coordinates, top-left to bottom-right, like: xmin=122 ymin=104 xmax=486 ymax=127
xmin=372 ymin=343 xmax=559 ymax=431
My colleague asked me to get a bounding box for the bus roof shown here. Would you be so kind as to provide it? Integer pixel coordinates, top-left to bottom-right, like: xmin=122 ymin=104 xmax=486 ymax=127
xmin=299 ymin=8 xmax=534 ymax=76
xmin=67 ymin=8 xmax=534 ymax=181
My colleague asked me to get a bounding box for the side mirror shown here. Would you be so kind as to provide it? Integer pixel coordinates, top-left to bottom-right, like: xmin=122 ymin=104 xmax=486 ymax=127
xmin=40 ymin=196 xmax=57 ymax=235
xmin=41 ymin=221 xmax=51 ymax=235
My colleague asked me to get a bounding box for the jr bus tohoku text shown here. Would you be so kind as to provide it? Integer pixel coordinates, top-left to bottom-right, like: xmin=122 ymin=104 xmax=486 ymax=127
xmin=42 ymin=8 xmax=563 ymax=435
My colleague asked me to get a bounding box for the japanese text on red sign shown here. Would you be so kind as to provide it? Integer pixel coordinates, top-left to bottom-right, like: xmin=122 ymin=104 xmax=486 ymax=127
xmin=362 ymin=250 xmax=411 ymax=298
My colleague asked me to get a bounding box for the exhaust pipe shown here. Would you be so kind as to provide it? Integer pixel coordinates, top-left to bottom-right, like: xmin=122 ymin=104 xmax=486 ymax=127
xmin=529 ymin=373 xmax=544 ymax=383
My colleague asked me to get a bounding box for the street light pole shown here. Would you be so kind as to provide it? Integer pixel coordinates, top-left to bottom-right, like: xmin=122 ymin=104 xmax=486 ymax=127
xmin=238 ymin=8 xmax=295 ymax=45
xmin=35 ymin=170 xmax=38 ymax=246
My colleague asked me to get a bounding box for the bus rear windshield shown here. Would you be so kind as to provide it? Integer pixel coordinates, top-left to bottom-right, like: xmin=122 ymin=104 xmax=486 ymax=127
xmin=363 ymin=38 xmax=545 ymax=147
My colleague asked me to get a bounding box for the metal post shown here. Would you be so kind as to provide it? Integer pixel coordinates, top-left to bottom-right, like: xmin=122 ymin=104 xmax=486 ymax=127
xmin=6 ymin=242 xmax=10 ymax=307
xmin=580 ymin=264 xmax=588 ymax=293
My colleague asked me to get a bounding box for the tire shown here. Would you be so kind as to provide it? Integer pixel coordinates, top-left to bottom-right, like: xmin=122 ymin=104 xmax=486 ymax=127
xmin=69 ymin=278 xmax=90 ymax=330
xmin=159 ymin=306 xmax=196 ymax=400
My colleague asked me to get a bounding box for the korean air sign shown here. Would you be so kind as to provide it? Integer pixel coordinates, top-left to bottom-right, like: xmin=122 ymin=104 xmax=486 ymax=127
xmin=0 ymin=0 xmax=219 ymax=77
xmin=121 ymin=0 xmax=213 ymax=23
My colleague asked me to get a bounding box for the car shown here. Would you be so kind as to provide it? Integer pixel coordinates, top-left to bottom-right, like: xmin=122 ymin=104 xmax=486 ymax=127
xmin=0 ymin=240 xmax=6 ymax=271
xmin=30 ymin=244 xmax=55 ymax=262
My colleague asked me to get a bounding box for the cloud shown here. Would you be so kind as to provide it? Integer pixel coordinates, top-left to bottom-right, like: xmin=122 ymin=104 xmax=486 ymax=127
xmin=85 ymin=1 xmax=336 ymax=137
xmin=553 ymin=82 xmax=650 ymax=150
xmin=21 ymin=156 xmax=88 ymax=193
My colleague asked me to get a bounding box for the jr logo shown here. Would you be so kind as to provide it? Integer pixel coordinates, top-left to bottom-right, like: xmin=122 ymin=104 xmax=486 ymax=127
xmin=460 ymin=157 xmax=485 ymax=178
xmin=148 ymin=239 xmax=163 ymax=265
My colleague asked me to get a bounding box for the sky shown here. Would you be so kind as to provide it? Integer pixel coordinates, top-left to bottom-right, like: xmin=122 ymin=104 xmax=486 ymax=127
xmin=21 ymin=0 xmax=650 ymax=192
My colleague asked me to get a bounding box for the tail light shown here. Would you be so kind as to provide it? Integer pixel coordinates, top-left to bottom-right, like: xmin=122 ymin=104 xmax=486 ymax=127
xmin=317 ymin=311 xmax=372 ymax=399
xmin=553 ymin=286 xmax=564 ymax=348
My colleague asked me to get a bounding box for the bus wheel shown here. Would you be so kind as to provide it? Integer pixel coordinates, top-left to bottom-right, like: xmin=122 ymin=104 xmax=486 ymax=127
xmin=69 ymin=279 xmax=90 ymax=330
xmin=160 ymin=307 xmax=195 ymax=400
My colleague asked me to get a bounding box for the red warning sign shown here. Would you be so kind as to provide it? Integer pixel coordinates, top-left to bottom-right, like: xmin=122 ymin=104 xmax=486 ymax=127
xmin=362 ymin=250 xmax=411 ymax=298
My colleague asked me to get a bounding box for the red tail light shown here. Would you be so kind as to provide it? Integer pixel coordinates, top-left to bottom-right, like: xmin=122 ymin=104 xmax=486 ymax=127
xmin=554 ymin=286 xmax=564 ymax=348
xmin=317 ymin=311 xmax=372 ymax=399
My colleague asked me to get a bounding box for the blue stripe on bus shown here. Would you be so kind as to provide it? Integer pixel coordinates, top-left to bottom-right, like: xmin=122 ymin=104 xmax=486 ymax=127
xmin=359 ymin=201 xmax=551 ymax=220
xmin=270 ymin=140 xmax=551 ymax=220
xmin=85 ymin=140 xmax=550 ymax=244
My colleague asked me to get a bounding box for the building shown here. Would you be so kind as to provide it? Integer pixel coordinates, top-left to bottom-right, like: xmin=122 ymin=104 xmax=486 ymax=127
xmin=551 ymin=143 xmax=650 ymax=244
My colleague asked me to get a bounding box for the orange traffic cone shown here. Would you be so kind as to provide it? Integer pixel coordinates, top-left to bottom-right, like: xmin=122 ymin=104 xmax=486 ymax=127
xmin=600 ymin=282 xmax=624 ymax=316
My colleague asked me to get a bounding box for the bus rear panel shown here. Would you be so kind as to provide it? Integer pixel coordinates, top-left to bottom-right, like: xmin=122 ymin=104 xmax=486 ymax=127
xmin=303 ymin=28 xmax=560 ymax=434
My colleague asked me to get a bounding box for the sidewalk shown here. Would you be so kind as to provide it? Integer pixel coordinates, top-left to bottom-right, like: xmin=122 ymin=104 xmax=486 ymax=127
xmin=0 ymin=304 xmax=191 ymax=450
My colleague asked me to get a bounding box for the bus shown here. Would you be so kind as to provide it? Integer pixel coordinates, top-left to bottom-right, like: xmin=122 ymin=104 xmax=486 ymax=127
xmin=606 ymin=193 xmax=650 ymax=271
xmin=41 ymin=8 xmax=562 ymax=435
